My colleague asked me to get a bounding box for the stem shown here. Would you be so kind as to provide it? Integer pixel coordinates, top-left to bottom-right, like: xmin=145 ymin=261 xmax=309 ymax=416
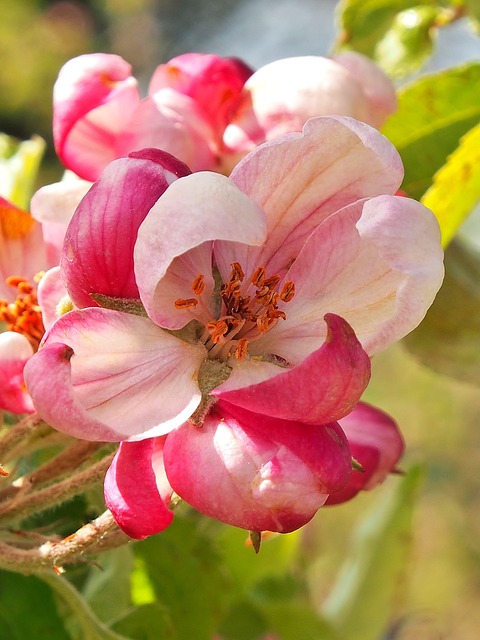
xmin=0 ymin=452 xmax=115 ymax=524
xmin=0 ymin=510 xmax=130 ymax=574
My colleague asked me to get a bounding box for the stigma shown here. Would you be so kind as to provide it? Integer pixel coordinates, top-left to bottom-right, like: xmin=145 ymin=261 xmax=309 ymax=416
xmin=175 ymin=262 xmax=295 ymax=361
xmin=0 ymin=275 xmax=45 ymax=351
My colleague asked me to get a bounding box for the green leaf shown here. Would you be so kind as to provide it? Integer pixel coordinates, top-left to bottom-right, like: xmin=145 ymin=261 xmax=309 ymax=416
xmin=112 ymin=603 xmax=175 ymax=640
xmin=132 ymin=514 xmax=230 ymax=640
xmin=322 ymin=467 xmax=422 ymax=640
xmin=422 ymin=123 xmax=480 ymax=246
xmin=402 ymin=240 xmax=480 ymax=385
xmin=382 ymin=62 xmax=480 ymax=199
xmin=0 ymin=133 xmax=45 ymax=209
xmin=374 ymin=6 xmax=439 ymax=77
xmin=0 ymin=570 xmax=70 ymax=639
xmin=264 ymin=603 xmax=340 ymax=640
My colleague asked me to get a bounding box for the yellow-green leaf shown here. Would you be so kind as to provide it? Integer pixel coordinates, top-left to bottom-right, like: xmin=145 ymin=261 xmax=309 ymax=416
xmin=422 ymin=123 xmax=480 ymax=247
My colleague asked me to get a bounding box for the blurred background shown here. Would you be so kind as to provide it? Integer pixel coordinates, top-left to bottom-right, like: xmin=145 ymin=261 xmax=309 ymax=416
xmin=1 ymin=1 xmax=480 ymax=638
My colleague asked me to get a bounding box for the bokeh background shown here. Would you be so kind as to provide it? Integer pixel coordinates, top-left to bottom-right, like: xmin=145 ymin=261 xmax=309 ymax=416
xmin=1 ymin=1 xmax=480 ymax=638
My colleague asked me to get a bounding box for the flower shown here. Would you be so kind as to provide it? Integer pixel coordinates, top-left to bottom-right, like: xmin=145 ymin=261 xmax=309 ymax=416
xmin=25 ymin=116 xmax=444 ymax=532
xmin=221 ymin=52 xmax=397 ymax=172
xmin=53 ymin=52 xmax=252 ymax=181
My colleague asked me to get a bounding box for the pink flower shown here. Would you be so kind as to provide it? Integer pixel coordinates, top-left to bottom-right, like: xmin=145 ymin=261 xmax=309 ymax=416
xmin=221 ymin=52 xmax=397 ymax=172
xmin=53 ymin=52 xmax=252 ymax=181
xmin=25 ymin=116 xmax=443 ymax=532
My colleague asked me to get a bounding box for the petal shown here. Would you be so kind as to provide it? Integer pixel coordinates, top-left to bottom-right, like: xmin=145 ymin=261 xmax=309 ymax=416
xmin=333 ymin=51 xmax=397 ymax=128
xmin=164 ymin=401 xmax=352 ymax=533
xmin=215 ymin=314 xmax=371 ymax=424
xmin=37 ymin=266 xmax=68 ymax=330
xmin=326 ymin=402 xmax=404 ymax=505
xmin=135 ymin=172 xmax=267 ymax=329
xmin=104 ymin=438 xmax=174 ymax=539
xmin=257 ymin=194 xmax=443 ymax=359
xmin=24 ymin=308 xmax=206 ymax=441
xmin=149 ymin=53 xmax=252 ymax=133
xmin=53 ymin=53 xmax=140 ymax=181
xmin=0 ymin=332 xmax=34 ymax=414
xmin=119 ymin=92 xmax=217 ymax=172
xmin=61 ymin=149 xmax=190 ymax=309
xmin=30 ymin=176 xmax=92 ymax=265
xmin=218 ymin=116 xmax=404 ymax=280
xmin=0 ymin=197 xmax=47 ymax=298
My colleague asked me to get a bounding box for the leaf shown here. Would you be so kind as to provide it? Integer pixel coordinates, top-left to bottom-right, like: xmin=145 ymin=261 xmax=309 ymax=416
xmin=132 ymin=513 xmax=230 ymax=640
xmin=402 ymin=240 xmax=480 ymax=385
xmin=374 ymin=6 xmax=439 ymax=77
xmin=382 ymin=62 xmax=480 ymax=199
xmin=422 ymin=123 xmax=480 ymax=247
xmin=0 ymin=133 xmax=45 ymax=209
xmin=82 ymin=546 xmax=135 ymax=624
xmin=0 ymin=570 xmax=70 ymax=640
xmin=112 ymin=603 xmax=175 ymax=640
xmin=322 ymin=467 xmax=422 ymax=640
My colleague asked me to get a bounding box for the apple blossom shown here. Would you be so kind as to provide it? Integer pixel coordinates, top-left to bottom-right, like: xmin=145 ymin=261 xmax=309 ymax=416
xmin=53 ymin=52 xmax=252 ymax=181
xmin=25 ymin=116 xmax=444 ymax=533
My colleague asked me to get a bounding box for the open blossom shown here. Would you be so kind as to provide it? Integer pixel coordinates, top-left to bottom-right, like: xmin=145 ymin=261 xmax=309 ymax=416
xmin=25 ymin=116 xmax=443 ymax=533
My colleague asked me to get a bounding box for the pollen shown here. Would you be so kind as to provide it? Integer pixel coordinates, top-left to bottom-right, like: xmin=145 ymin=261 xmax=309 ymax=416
xmin=0 ymin=275 xmax=45 ymax=351
xmin=191 ymin=274 xmax=205 ymax=296
xmin=174 ymin=298 xmax=199 ymax=309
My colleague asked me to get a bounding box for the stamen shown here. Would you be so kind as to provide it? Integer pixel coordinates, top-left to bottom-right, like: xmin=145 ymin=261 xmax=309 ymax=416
xmin=235 ymin=338 xmax=249 ymax=360
xmin=191 ymin=274 xmax=205 ymax=296
xmin=0 ymin=275 xmax=45 ymax=351
xmin=251 ymin=266 xmax=266 ymax=287
xmin=174 ymin=298 xmax=199 ymax=309
xmin=207 ymin=320 xmax=229 ymax=344
xmin=280 ymin=281 xmax=295 ymax=302
xmin=230 ymin=262 xmax=245 ymax=282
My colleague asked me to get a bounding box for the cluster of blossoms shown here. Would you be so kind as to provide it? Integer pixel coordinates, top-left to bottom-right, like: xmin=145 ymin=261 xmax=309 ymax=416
xmin=1 ymin=51 xmax=443 ymax=539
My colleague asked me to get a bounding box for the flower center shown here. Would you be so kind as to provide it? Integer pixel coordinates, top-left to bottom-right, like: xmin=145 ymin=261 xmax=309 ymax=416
xmin=175 ymin=262 xmax=295 ymax=361
xmin=0 ymin=275 xmax=45 ymax=351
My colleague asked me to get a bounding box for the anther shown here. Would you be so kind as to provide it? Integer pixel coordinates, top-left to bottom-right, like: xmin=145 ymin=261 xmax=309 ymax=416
xmin=251 ymin=266 xmax=266 ymax=287
xmin=280 ymin=281 xmax=295 ymax=302
xmin=231 ymin=262 xmax=245 ymax=282
xmin=235 ymin=338 xmax=249 ymax=360
xmin=174 ymin=298 xmax=199 ymax=309
xmin=191 ymin=274 xmax=205 ymax=296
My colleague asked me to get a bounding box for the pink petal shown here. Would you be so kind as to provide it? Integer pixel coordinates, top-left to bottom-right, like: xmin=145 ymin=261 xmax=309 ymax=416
xmin=53 ymin=53 xmax=140 ymax=181
xmin=30 ymin=176 xmax=92 ymax=265
xmin=326 ymin=402 xmax=404 ymax=505
xmin=0 ymin=332 xmax=34 ymax=414
xmin=104 ymin=438 xmax=174 ymax=539
xmin=24 ymin=308 xmax=206 ymax=441
xmin=257 ymin=194 xmax=443 ymax=360
xmin=164 ymin=401 xmax=352 ymax=533
xmin=333 ymin=52 xmax=397 ymax=128
xmin=118 ymin=91 xmax=217 ymax=172
xmin=0 ymin=197 xmax=48 ymax=298
xmin=215 ymin=314 xmax=371 ymax=425
xmin=149 ymin=53 xmax=252 ymax=133
xmin=216 ymin=116 xmax=404 ymax=280
xmin=37 ymin=266 xmax=68 ymax=330
xmin=61 ymin=149 xmax=190 ymax=309
xmin=135 ymin=172 xmax=267 ymax=329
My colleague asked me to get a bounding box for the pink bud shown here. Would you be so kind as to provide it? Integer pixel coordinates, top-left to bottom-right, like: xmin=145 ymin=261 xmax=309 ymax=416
xmin=164 ymin=401 xmax=352 ymax=533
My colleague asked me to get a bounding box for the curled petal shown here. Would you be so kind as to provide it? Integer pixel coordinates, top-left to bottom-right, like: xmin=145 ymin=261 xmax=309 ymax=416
xmin=53 ymin=53 xmax=140 ymax=181
xmin=215 ymin=314 xmax=371 ymax=425
xmin=0 ymin=332 xmax=34 ymax=414
xmin=135 ymin=172 xmax=267 ymax=329
xmin=164 ymin=401 xmax=352 ymax=533
xmin=61 ymin=149 xmax=190 ymax=309
xmin=37 ymin=266 xmax=68 ymax=330
xmin=24 ymin=308 xmax=205 ymax=441
xmin=326 ymin=402 xmax=404 ymax=505
xmin=105 ymin=438 xmax=174 ymax=539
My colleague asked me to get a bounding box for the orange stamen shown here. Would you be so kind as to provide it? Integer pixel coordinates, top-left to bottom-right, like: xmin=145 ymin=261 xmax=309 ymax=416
xmin=280 ymin=281 xmax=295 ymax=302
xmin=0 ymin=275 xmax=45 ymax=351
xmin=191 ymin=274 xmax=205 ymax=296
xmin=235 ymin=338 xmax=249 ymax=360
xmin=174 ymin=298 xmax=198 ymax=310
